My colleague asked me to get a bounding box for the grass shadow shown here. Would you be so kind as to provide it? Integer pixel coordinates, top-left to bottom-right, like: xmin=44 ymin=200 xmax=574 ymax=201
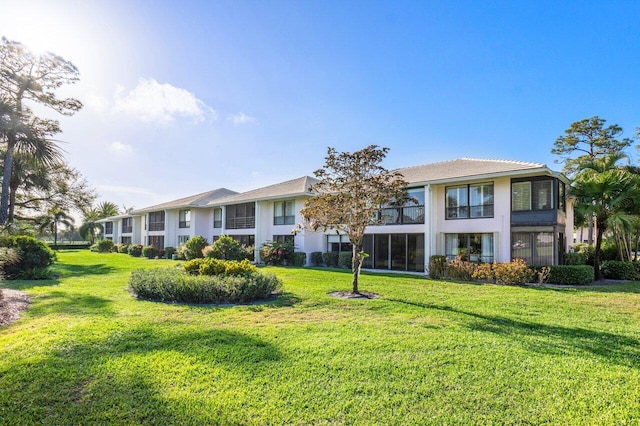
xmin=387 ymin=297 xmax=640 ymax=369
xmin=26 ymin=291 xmax=114 ymax=317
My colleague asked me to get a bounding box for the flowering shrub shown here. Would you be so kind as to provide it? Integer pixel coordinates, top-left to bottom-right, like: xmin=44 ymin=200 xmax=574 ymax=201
xmin=447 ymin=256 xmax=477 ymax=281
xmin=260 ymin=239 xmax=294 ymax=265
xmin=472 ymin=259 xmax=534 ymax=285
xmin=428 ymin=255 xmax=447 ymax=279
xmin=142 ymin=245 xmax=158 ymax=259
xmin=129 ymin=244 xmax=143 ymax=257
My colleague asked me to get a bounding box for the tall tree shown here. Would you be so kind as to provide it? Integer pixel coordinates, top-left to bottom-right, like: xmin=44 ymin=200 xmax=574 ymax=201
xmin=570 ymin=154 xmax=640 ymax=280
xmin=97 ymin=201 xmax=120 ymax=218
xmin=301 ymin=146 xmax=408 ymax=294
xmin=552 ymin=116 xmax=633 ymax=176
xmin=0 ymin=37 xmax=82 ymax=225
xmin=36 ymin=206 xmax=74 ymax=249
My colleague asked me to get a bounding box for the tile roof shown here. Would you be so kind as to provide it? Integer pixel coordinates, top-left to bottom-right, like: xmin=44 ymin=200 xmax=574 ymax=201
xmin=208 ymin=176 xmax=319 ymax=205
xmin=397 ymin=158 xmax=549 ymax=184
xmin=131 ymin=188 xmax=238 ymax=214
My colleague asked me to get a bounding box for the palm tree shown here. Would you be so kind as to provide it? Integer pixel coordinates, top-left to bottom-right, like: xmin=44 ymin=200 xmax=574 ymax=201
xmin=36 ymin=207 xmax=75 ymax=249
xmin=571 ymin=154 xmax=640 ymax=279
xmin=79 ymin=208 xmax=102 ymax=244
xmin=97 ymin=201 xmax=120 ymax=218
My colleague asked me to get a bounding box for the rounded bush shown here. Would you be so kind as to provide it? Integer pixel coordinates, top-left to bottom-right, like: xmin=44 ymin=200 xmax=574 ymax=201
xmin=209 ymin=235 xmax=248 ymax=261
xmin=322 ymin=252 xmax=339 ymax=268
xmin=0 ymin=235 xmax=55 ymax=279
xmin=338 ymin=251 xmax=352 ymax=269
xmin=119 ymin=244 xmax=130 ymax=254
xmin=128 ymin=268 xmax=282 ymax=304
xmin=142 ymin=246 xmax=158 ymax=259
xmin=96 ymin=239 xmax=114 ymax=253
xmin=129 ymin=244 xmax=143 ymax=257
xmin=183 ymin=236 xmax=208 ymax=260
xmin=310 ymin=251 xmax=323 ymax=266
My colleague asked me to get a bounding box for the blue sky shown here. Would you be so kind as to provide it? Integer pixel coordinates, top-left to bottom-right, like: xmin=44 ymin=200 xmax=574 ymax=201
xmin=1 ymin=0 xmax=639 ymax=210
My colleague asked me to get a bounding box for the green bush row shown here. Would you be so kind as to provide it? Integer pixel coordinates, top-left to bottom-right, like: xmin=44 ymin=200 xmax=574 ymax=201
xmin=546 ymin=265 xmax=594 ymax=285
xmin=600 ymin=261 xmax=640 ymax=280
xmin=128 ymin=268 xmax=281 ymax=304
xmin=183 ymin=258 xmax=257 ymax=277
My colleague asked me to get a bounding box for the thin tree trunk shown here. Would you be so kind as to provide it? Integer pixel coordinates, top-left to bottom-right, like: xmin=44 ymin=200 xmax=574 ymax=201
xmin=587 ymin=215 xmax=594 ymax=245
xmin=8 ymin=182 xmax=17 ymax=223
xmin=0 ymin=145 xmax=15 ymax=225
xmin=54 ymin=220 xmax=58 ymax=249
xmin=351 ymin=239 xmax=364 ymax=294
xmin=594 ymin=220 xmax=606 ymax=281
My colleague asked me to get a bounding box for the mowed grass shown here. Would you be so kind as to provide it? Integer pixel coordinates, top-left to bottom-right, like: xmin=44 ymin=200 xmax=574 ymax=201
xmin=1 ymin=251 xmax=640 ymax=424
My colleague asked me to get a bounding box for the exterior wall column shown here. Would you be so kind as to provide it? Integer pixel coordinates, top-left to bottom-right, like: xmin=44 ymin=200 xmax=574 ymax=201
xmin=424 ymin=184 xmax=432 ymax=274
xmin=221 ymin=206 xmax=226 ymax=234
xmin=254 ymin=202 xmax=261 ymax=262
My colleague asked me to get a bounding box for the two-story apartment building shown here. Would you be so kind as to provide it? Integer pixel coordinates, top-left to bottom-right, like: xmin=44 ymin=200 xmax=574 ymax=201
xmin=98 ymin=158 xmax=573 ymax=272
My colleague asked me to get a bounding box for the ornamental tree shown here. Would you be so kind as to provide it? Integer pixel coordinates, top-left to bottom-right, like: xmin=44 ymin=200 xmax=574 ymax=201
xmin=301 ymin=145 xmax=408 ymax=294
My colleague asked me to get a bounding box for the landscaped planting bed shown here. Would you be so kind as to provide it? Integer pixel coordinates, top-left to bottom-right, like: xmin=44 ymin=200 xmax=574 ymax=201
xmin=1 ymin=250 xmax=640 ymax=424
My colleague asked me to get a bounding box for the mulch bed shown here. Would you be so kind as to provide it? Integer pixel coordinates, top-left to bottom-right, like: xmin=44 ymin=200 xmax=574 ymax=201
xmin=0 ymin=289 xmax=30 ymax=327
xmin=328 ymin=291 xmax=380 ymax=299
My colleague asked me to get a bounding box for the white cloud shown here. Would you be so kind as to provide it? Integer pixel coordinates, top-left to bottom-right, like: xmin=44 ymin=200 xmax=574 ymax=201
xmin=227 ymin=112 xmax=256 ymax=124
xmin=108 ymin=141 xmax=134 ymax=155
xmin=113 ymin=78 xmax=215 ymax=124
xmin=85 ymin=92 xmax=110 ymax=113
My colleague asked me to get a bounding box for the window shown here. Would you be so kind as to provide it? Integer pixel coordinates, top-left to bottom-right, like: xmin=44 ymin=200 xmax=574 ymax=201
xmin=446 ymin=183 xmax=493 ymax=219
xmin=445 ymin=233 xmax=494 ymax=263
xmin=512 ymin=232 xmax=554 ymax=265
xmin=179 ymin=209 xmax=191 ymax=228
xmin=512 ymin=179 xmax=554 ymax=211
xmin=148 ymin=211 xmax=165 ymax=231
xmin=273 ymin=235 xmax=294 ymax=244
xmin=226 ymin=203 xmax=256 ymax=229
xmin=104 ymin=222 xmax=113 ymax=234
xmin=148 ymin=235 xmax=165 ymax=248
xmin=274 ymin=200 xmax=295 ymax=225
xmin=231 ymin=235 xmax=255 ymax=247
xmin=178 ymin=235 xmax=189 ymax=245
xmin=213 ymin=208 xmax=222 ymax=228
xmin=327 ymin=234 xmax=352 ymax=253
xmin=122 ymin=217 xmax=132 ymax=233
xmin=120 ymin=236 xmax=132 ymax=244
xmin=379 ymin=188 xmax=425 ymax=225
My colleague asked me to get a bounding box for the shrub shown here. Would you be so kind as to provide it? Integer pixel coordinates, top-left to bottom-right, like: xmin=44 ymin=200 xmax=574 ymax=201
xmin=565 ymin=252 xmax=587 ymax=265
xmin=142 ymin=245 xmax=158 ymax=259
xmin=547 ymin=265 xmax=594 ymax=285
xmin=338 ymin=251 xmax=352 ymax=269
xmin=310 ymin=251 xmax=323 ymax=266
xmin=0 ymin=235 xmax=55 ymax=279
xmin=446 ymin=256 xmax=476 ymax=281
xmin=601 ymin=261 xmax=640 ymax=280
xmin=183 ymin=258 xmax=206 ymax=275
xmin=322 ymin=252 xmax=339 ymax=268
xmin=129 ymin=244 xmax=143 ymax=257
xmin=95 ymin=239 xmax=114 ymax=253
xmin=428 ymin=255 xmax=447 ymax=279
xmin=128 ymin=268 xmax=282 ymax=304
xmin=119 ymin=244 xmax=130 ymax=254
xmin=221 ymin=259 xmax=257 ymax=276
xmin=492 ymin=259 xmax=533 ymax=285
xmin=183 ymin=236 xmax=208 ymax=260
xmin=207 ymin=235 xmax=247 ymax=261
xmin=290 ymin=252 xmax=307 ymax=267
xmin=165 ymin=247 xmax=176 ymax=259
xmin=259 ymin=239 xmax=294 ymax=265
xmin=0 ymin=247 xmax=20 ymax=280
xmin=471 ymin=262 xmax=494 ymax=282
xmin=198 ymin=258 xmax=226 ymax=275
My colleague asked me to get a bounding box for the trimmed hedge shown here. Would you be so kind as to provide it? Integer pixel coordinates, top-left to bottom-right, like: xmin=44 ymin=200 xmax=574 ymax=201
xmin=338 ymin=251 xmax=352 ymax=269
xmin=310 ymin=252 xmax=323 ymax=266
xmin=129 ymin=244 xmax=143 ymax=257
xmin=183 ymin=258 xmax=257 ymax=277
xmin=128 ymin=268 xmax=281 ymax=304
xmin=142 ymin=246 xmax=158 ymax=259
xmin=547 ymin=265 xmax=594 ymax=285
xmin=601 ymin=261 xmax=640 ymax=280
xmin=564 ymin=252 xmax=587 ymax=265
xmin=428 ymin=255 xmax=447 ymax=279
xmin=322 ymin=252 xmax=339 ymax=268
xmin=290 ymin=252 xmax=307 ymax=267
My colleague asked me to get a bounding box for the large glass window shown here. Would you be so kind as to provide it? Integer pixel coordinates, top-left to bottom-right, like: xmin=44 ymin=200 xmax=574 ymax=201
xmin=374 ymin=235 xmax=389 ymax=269
xmin=213 ymin=208 xmax=222 ymax=228
xmin=121 ymin=217 xmax=132 ymax=233
xmin=446 ymin=184 xmax=493 ymax=219
xmin=273 ymin=234 xmax=294 ymax=244
xmin=360 ymin=233 xmax=424 ymax=272
xmin=148 ymin=211 xmax=165 ymax=231
xmin=148 ymin=235 xmax=164 ymax=248
xmin=104 ymin=222 xmax=113 ymax=234
xmin=120 ymin=236 xmax=132 ymax=244
xmin=512 ymin=179 xmax=554 ymax=211
xmin=327 ymin=235 xmax=352 ymax=253
xmin=178 ymin=235 xmax=189 ymax=245
xmin=274 ymin=200 xmax=295 ymax=225
xmin=512 ymin=232 xmax=554 ymax=265
xmin=445 ymin=233 xmax=494 ymax=263
xmin=446 ymin=186 xmax=468 ymax=219
xmin=226 ymin=203 xmax=256 ymax=229
xmin=179 ymin=209 xmax=191 ymax=228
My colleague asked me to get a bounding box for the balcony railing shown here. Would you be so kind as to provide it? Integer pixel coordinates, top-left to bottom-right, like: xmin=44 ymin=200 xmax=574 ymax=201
xmin=179 ymin=221 xmax=190 ymax=228
xmin=148 ymin=222 xmax=165 ymax=231
xmin=378 ymin=206 xmax=425 ymax=225
xmin=226 ymin=216 xmax=256 ymax=230
xmin=122 ymin=226 xmax=132 ymax=233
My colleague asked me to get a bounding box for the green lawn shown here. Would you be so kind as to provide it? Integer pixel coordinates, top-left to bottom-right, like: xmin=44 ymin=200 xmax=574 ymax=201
xmin=1 ymin=251 xmax=640 ymax=424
